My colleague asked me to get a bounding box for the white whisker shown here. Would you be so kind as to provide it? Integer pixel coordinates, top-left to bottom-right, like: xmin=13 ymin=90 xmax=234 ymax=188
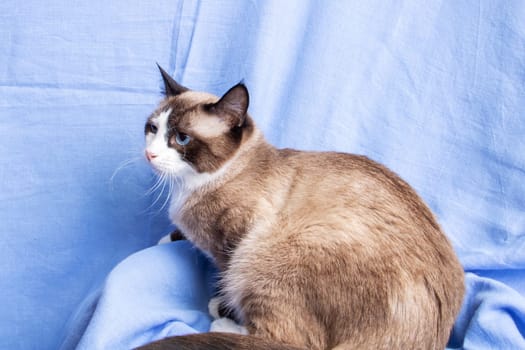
xmin=142 ymin=174 xmax=163 ymax=211
xmin=158 ymin=175 xmax=174 ymax=212
xmin=145 ymin=172 xmax=166 ymax=195
xmin=110 ymin=157 xmax=142 ymax=182
xmin=153 ymin=174 xmax=168 ymax=207
xmin=109 ymin=156 xmax=143 ymax=191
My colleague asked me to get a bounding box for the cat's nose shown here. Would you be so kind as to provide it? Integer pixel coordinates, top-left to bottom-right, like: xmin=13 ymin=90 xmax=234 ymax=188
xmin=145 ymin=150 xmax=157 ymax=162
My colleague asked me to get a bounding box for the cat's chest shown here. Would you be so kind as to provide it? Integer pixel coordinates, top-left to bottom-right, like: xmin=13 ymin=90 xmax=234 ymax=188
xmin=169 ymin=188 xmax=260 ymax=270
xmin=168 ymin=187 xmax=189 ymax=225
xmin=168 ymin=188 xmax=219 ymax=237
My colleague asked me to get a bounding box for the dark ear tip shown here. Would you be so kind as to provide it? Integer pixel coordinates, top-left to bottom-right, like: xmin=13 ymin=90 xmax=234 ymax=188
xmin=237 ymin=80 xmax=247 ymax=90
xmin=232 ymin=81 xmax=249 ymax=98
xmin=156 ymin=63 xmax=189 ymax=96
xmin=156 ymin=63 xmax=169 ymax=77
xmin=221 ymin=82 xmax=249 ymax=105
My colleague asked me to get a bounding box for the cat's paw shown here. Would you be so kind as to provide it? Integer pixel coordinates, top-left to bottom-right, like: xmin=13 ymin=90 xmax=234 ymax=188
xmin=210 ymin=317 xmax=248 ymax=335
xmin=208 ymin=297 xmax=222 ymax=319
xmin=157 ymin=234 xmax=172 ymax=245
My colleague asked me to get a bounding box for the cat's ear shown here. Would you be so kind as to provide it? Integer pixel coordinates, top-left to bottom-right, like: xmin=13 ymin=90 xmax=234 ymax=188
xmin=157 ymin=63 xmax=188 ymax=97
xmin=208 ymin=83 xmax=249 ymax=128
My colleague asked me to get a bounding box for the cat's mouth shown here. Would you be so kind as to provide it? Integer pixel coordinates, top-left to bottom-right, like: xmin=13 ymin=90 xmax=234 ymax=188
xmin=145 ymin=153 xmax=194 ymax=180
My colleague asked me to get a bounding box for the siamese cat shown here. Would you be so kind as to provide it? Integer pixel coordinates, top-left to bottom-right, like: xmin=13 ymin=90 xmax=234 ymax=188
xmin=137 ymin=65 xmax=464 ymax=350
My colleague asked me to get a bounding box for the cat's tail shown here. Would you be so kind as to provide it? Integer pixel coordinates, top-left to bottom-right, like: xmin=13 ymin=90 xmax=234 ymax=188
xmin=135 ymin=332 xmax=306 ymax=350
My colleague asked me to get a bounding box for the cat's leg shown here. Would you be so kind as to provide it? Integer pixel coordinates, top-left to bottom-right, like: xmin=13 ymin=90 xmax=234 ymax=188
xmin=158 ymin=228 xmax=186 ymax=244
xmin=208 ymin=297 xmax=223 ymax=320
xmin=208 ymin=297 xmax=248 ymax=335
xmin=208 ymin=296 xmax=238 ymax=320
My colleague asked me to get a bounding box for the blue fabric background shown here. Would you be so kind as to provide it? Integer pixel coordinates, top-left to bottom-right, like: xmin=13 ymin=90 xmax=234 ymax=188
xmin=1 ymin=1 xmax=524 ymax=349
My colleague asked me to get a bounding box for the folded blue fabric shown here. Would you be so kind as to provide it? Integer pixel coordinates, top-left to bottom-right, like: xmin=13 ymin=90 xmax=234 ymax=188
xmin=70 ymin=242 xmax=217 ymax=350
xmin=449 ymin=273 xmax=525 ymax=349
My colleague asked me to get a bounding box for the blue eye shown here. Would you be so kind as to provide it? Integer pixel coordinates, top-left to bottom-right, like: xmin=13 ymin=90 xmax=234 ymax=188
xmin=145 ymin=122 xmax=158 ymax=134
xmin=175 ymin=132 xmax=191 ymax=146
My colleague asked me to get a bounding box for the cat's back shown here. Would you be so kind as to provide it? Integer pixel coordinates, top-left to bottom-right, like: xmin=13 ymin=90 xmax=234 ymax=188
xmin=270 ymin=148 xmax=459 ymax=275
xmin=277 ymin=148 xmax=408 ymax=190
xmin=275 ymin=149 xmax=430 ymax=220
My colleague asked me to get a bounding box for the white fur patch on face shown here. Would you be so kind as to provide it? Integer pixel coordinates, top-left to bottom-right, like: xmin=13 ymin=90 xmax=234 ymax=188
xmin=145 ymin=108 xmax=170 ymax=156
xmin=145 ymin=108 xmax=190 ymax=176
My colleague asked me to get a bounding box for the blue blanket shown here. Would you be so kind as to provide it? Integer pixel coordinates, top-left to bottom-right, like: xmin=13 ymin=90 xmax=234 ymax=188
xmin=2 ymin=1 xmax=524 ymax=349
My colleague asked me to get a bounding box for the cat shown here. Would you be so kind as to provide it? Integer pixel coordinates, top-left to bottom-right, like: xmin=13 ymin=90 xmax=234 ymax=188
xmin=137 ymin=65 xmax=465 ymax=350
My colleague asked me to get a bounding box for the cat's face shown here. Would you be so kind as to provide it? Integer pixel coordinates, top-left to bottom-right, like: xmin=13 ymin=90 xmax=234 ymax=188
xmin=144 ymin=66 xmax=252 ymax=182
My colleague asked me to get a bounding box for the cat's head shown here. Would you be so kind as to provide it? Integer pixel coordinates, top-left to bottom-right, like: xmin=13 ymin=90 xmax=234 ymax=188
xmin=144 ymin=65 xmax=254 ymax=182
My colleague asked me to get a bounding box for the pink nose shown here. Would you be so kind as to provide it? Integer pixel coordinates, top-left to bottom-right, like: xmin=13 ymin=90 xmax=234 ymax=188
xmin=145 ymin=150 xmax=157 ymax=162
